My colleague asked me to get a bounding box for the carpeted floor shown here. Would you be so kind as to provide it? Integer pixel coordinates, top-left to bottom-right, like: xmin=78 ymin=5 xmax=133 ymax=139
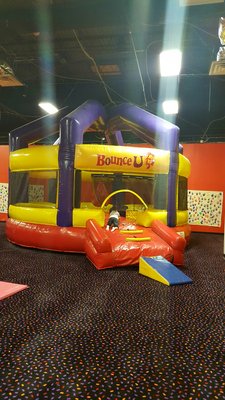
xmin=0 ymin=221 xmax=224 ymax=399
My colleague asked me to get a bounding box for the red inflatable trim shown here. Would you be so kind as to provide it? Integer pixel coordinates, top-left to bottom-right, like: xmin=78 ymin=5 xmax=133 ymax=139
xmin=6 ymin=219 xmax=86 ymax=252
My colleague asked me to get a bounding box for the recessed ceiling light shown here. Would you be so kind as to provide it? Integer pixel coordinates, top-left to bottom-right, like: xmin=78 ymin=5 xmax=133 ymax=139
xmin=38 ymin=102 xmax=59 ymax=114
xmin=162 ymin=100 xmax=179 ymax=114
xmin=159 ymin=49 xmax=182 ymax=76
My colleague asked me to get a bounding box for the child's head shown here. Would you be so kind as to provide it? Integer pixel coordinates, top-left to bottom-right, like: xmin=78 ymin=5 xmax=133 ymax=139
xmin=110 ymin=205 xmax=117 ymax=212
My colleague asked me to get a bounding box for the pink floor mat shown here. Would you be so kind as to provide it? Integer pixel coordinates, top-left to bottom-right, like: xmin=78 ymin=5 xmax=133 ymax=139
xmin=0 ymin=281 xmax=28 ymax=300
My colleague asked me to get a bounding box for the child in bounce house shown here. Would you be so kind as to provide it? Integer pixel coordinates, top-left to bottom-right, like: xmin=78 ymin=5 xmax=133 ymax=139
xmin=106 ymin=206 xmax=120 ymax=231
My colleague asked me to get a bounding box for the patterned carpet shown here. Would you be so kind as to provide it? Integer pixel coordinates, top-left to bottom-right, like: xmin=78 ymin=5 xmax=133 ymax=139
xmin=0 ymin=222 xmax=224 ymax=399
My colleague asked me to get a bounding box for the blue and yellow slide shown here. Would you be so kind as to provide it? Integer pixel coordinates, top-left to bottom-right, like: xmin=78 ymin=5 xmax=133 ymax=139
xmin=139 ymin=256 xmax=192 ymax=286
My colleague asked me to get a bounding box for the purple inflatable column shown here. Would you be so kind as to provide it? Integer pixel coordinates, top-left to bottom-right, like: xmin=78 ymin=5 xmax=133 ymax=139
xmin=57 ymin=118 xmax=78 ymax=227
xmin=167 ymin=150 xmax=178 ymax=227
xmin=57 ymin=100 xmax=106 ymax=227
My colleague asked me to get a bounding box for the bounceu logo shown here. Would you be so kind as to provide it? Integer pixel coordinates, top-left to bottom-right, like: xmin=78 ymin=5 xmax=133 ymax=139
xmin=96 ymin=153 xmax=155 ymax=170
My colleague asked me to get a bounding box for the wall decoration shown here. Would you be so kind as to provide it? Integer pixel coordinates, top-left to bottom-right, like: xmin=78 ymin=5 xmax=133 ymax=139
xmin=188 ymin=190 xmax=223 ymax=227
xmin=0 ymin=183 xmax=8 ymax=213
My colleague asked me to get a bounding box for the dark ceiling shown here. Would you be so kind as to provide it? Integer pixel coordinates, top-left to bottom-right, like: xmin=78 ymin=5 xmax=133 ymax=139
xmin=0 ymin=0 xmax=225 ymax=145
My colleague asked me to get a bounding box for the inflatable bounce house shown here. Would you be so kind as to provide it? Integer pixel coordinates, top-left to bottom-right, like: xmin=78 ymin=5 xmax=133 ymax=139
xmin=6 ymin=100 xmax=191 ymax=270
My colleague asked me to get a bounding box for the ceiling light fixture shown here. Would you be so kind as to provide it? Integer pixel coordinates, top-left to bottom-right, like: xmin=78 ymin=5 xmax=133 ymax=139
xmin=0 ymin=61 xmax=23 ymax=87
xmin=180 ymin=0 xmax=224 ymax=5
xmin=159 ymin=49 xmax=182 ymax=76
xmin=38 ymin=102 xmax=59 ymax=114
xmin=162 ymin=100 xmax=179 ymax=114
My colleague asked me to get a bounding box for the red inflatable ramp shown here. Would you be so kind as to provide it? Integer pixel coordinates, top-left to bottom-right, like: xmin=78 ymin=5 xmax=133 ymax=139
xmin=85 ymin=219 xmax=186 ymax=270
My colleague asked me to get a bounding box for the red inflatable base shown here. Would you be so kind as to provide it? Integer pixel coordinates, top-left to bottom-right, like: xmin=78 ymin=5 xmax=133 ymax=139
xmin=6 ymin=219 xmax=86 ymax=253
xmin=6 ymin=218 xmax=189 ymax=269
